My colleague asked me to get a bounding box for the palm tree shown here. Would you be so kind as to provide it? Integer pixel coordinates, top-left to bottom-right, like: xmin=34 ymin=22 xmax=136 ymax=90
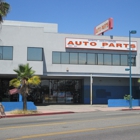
xmin=0 ymin=0 xmax=10 ymax=23
xmin=9 ymin=63 xmax=41 ymax=110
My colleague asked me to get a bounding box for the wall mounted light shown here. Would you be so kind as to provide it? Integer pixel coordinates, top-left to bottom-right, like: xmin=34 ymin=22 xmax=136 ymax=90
xmin=66 ymin=67 xmax=69 ymax=72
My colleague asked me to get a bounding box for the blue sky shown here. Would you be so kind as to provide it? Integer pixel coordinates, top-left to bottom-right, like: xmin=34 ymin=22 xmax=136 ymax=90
xmin=5 ymin=0 xmax=140 ymax=37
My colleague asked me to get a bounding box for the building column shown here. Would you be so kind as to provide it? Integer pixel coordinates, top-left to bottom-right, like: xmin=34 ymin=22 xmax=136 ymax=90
xmin=90 ymin=74 xmax=93 ymax=105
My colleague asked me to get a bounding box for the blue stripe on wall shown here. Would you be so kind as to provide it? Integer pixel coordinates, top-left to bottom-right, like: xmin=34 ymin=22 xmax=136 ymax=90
xmin=83 ymin=85 xmax=140 ymax=104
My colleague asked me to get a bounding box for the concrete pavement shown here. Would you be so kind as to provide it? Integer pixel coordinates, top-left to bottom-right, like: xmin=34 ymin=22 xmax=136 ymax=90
xmin=3 ymin=105 xmax=140 ymax=118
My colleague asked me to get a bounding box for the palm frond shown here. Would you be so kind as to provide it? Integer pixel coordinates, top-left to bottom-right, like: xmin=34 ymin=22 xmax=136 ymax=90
xmin=11 ymin=63 xmax=40 ymax=88
xmin=0 ymin=1 xmax=10 ymax=22
xmin=14 ymin=64 xmax=35 ymax=79
xmin=9 ymin=78 xmax=20 ymax=88
xmin=28 ymin=76 xmax=41 ymax=85
xmin=13 ymin=69 xmax=21 ymax=76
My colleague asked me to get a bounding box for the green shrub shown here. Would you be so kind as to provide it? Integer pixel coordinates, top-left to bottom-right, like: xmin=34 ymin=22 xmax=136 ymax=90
xmin=124 ymin=94 xmax=133 ymax=100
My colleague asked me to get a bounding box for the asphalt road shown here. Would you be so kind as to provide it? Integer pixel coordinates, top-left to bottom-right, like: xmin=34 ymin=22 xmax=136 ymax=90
xmin=0 ymin=110 xmax=140 ymax=140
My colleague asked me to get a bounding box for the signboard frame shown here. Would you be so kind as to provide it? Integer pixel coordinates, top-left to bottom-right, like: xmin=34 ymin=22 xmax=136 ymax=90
xmin=94 ymin=18 xmax=113 ymax=35
xmin=65 ymin=38 xmax=137 ymax=51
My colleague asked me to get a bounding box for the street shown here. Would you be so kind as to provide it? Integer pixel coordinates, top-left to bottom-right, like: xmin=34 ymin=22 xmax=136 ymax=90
xmin=0 ymin=110 xmax=140 ymax=140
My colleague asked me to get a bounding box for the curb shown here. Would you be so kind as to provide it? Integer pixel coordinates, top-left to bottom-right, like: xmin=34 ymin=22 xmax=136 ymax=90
xmin=121 ymin=108 xmax=140 ymax=111
xmin=5 ymin=111 xmax=75 ymax=118
xmin=4 ymin=108 xmax=140 ymax=118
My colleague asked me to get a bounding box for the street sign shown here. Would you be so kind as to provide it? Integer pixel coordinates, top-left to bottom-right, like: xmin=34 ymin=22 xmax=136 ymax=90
xmin=125 ymin=68 xmax=130 ymax=71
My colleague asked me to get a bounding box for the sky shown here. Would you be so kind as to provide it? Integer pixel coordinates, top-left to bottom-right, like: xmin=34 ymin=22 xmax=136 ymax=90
xmin=4 ymin=0 xmax=140 ymax=37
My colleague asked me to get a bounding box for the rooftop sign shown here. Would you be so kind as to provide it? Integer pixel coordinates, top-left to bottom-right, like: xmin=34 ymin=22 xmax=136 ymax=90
xmin=94 ymin=18 xmax=113 ymax=35
xmin=66 ymin=38 xmax=137 ymax=51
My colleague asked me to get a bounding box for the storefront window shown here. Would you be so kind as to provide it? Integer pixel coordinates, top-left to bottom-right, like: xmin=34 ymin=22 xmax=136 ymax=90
xmin=27 ymin=47 xmax=43 ymax=61
xmin=0 ymin=46 xmax=13 ymax=60
xmin=50 ymin=80 xmax=58 ymax=103
xmin=98 ymin=54 xmax=103 ymax=65
xmin=28 ymin=79 xmax=82 ymax=104
xmin=87 ymin=53 xmax=96 ymax=65
xmin=79 ymin=53 xmax=87 ymax=64
xmin=70 ymin=53 xmax=78 ymax=64
xmin=0 ymin=47 xmax=2 ymax=60
xmin=121 ymin=55 xmax=128 ymax=66
xmin=131 ymin=56 xmax=136 ymax=66
xmin=104 ymin=54 xmax=111 ymax=65
xmin=52 ymin=51 xmax=136 ymax=67
xmin=0 ymin=79 xmax=17 ymax=102
xmin=52 ymin=52 xmax=60 ymax=64
xmin=113 ymin=55 xmax=120 ymax=65
xmin=61 ymin=52 xmax=69 ymax=64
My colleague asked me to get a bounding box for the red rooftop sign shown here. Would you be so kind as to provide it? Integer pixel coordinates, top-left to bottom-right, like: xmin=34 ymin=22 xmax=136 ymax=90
xmin=94 ymin=18 xmax=113 ymax=35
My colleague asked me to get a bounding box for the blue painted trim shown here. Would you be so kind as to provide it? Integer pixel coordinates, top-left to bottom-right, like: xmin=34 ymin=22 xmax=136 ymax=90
xmin=108 ymin=99 xmax=140 ymax=107
xmin=84 ymin=98 xmax=107 ymax=104
xmin=1 ymin=102 xmax=37 ymax=111
xmin=83 ymin=85 xmax=140 ymax=104
xmin=19 ymin=94 xmax=22 ymax=102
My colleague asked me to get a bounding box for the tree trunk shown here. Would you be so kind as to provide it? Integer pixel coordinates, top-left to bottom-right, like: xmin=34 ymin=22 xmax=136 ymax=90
xmin=23 ymin=91 xmax=27 ymax=111
xmin=21 ymin=79 xmax=28 ymax=111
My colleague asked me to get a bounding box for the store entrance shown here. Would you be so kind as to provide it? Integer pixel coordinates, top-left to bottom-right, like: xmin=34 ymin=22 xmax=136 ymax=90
xmin=28 ymin=79 xmax=82 ymax=104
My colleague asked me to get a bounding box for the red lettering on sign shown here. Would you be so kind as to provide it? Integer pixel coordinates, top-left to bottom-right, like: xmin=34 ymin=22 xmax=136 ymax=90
xmin=75 ymin=41 xmax=82 ymax=45
xmin=131 ymin=44 xmax=136 ymax=48
xmin=102 ymin=43 xmax=108 ymax=46
xmin=116 ymin=43 xmax=122 ymax=47
xmin=109 ymin=43 xmax=115 ymax=47
xmin=68 ymin=41 xmax=74 ymax=45
xmin=83 ymin=42 xmax=88 ymax=45
xmin=123 ymin=44 xmax=129 ymax=48
xmin=90 ymin=42 xmax=97 ymax=46
xmin=67 ymin=40 xmax=136 ymax=51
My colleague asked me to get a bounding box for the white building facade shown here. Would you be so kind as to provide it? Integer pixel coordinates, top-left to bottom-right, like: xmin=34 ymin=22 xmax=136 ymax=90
xmin=0 ymin=20 xmax=140 ymax=104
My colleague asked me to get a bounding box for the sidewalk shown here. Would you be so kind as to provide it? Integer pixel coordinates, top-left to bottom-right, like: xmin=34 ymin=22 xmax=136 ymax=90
xmin=4 ymin=105 xmax=140 ymax=118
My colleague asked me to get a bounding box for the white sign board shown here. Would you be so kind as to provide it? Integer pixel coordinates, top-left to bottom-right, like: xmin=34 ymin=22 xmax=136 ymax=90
xmin=94 ymin=18 xmax=113 ymax=35
xmin=66 ymin=38 xmax=137 ymax=51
